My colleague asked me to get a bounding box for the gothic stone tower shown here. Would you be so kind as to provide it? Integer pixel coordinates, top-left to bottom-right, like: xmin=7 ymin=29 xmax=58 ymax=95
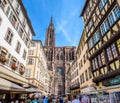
xmin=44 ymin=17 xmax=76 ymax=95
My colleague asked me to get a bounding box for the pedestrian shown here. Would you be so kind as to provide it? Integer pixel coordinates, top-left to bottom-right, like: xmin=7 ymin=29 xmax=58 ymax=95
xmin=30 ymin=94 xmax=38 ymax=103
xmin=81 ymin=94 xmax=89 ymax=103
xmin=43 ymin=96 xmax=48 ymax=103
xmin=59 ymin=96 xmax=64 ymax=103
xmin=72 ymin=95 xmax=80 ymax=103
xmin=38 ymin=96 xmax=44 ymax=103
xmin=68 ymin=97 xmax=72 ymax=103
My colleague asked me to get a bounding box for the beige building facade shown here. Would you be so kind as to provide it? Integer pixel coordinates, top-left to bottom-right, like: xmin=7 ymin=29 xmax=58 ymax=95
xmin=26 ymin=40 xmax=50 ymax=95
xmin=77 ymin=30 xmax=95 ymax=94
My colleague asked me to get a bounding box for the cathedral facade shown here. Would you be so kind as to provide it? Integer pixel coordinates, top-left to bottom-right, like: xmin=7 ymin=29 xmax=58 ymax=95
xmin=44 ymin=18 xmax=76 ymax=95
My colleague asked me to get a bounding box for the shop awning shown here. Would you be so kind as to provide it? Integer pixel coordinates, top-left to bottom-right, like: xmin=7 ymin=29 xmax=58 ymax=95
xmin=0 ymin=78 xmax=25 ymax=92
xmin=89 ymin=85 xmax=120 ymax=94
xmin=26 ymin=87 xmax=41 ymax=93
xmin=82 ymin=86 xmax=96 ymax=94
xmin=97 ymin=85 xmax=120 ymax=92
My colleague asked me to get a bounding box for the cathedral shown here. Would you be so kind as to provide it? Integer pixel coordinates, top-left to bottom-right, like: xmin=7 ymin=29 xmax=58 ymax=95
xmin=44 ymin=17 xmax=76 ymax=95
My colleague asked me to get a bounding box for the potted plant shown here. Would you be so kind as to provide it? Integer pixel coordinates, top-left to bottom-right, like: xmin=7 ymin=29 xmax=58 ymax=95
xmin=0 ymin=55 xmax=7 ymax=64
xmin=11 ymin=63 xmax=17 ymax=70
xmin=20 ymin=68 xmax=25 ymax=75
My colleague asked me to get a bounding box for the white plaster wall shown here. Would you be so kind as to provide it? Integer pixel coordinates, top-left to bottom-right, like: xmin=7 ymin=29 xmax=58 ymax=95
xmin=0 ymin=8 xmax=28 ymax=66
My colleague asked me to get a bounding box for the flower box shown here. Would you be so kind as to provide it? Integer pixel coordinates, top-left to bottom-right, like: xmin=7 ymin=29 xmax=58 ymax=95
xmin=20 ymin=69 xmax=25 ymax=75
xmin=11 ymin=63 xmax=17 ymax=70
xmin=0 ymin=55 xmax=7 ymax=64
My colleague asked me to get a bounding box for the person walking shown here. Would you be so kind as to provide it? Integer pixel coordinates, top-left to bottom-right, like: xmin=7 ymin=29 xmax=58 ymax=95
xmin=81 ymin=94 xmax=89 ymax=103
xmin=72 ymin=95 xmax=80 ymax=103
xmin=43 ymin=96 xmax=48 ymax=103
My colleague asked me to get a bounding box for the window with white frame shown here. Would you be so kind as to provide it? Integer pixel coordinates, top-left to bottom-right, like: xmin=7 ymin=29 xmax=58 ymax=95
xmin=25 ymin=68 xmax=31 ymax=77
xmin=28 ymin=58 xmax=34 ymax=64
xmin=6 ymin=6 xmax=10 ymax=16
xmin=16 ymin=41 xmax=21 ymax=53
xmin=22 ymin=50 xmax=27 ymax=60
xmin=16 ymin=2 xmax=21 ymax=14
xmin=5 ymin=28 xmax=13 ymax=44
xmin=0 ymin=0 xmax=7 ymax=10
xmin=28 ymin=50 xmax=34 ymax=55
xmin=31 ymin=42 xmax=36 ymax=47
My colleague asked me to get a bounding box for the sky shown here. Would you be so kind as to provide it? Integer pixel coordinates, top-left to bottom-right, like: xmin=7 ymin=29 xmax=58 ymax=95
xmin=22 ymin=0 xmax=85 ymax=48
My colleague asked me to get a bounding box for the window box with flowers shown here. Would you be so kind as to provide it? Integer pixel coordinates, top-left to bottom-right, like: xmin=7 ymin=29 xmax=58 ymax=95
xmin=0 ymin=55 xmax=7 ymax=64
xmin=11 ymin=63 xmax=17 ymax=70
xmin=20 ymin=68 xmax=25 ymax=75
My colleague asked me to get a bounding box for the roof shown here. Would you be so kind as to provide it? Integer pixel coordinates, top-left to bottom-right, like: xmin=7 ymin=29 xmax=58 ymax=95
xmin=18 ymin=0 xmax=35 ymax=36
xmin=80 ymin=0 xmax=89 ymax=16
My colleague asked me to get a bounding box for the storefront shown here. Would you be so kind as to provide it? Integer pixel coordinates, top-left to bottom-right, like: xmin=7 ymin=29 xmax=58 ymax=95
xmin=90 ymin=84 xmax=120 ymax=103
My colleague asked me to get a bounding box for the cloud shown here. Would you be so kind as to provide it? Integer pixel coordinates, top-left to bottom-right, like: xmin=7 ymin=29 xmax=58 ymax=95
xmin=55 ymin=7 xmax=79 ymax=46
xmin=56 ymin=23 xmax=72 ymax=43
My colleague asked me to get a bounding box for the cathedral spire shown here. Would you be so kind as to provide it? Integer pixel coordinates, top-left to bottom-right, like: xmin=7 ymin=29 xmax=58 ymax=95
xmin=50 ymin=16 xmax=53 ymax=25
xmin=45 ymin=17 xmax=55 ymax=47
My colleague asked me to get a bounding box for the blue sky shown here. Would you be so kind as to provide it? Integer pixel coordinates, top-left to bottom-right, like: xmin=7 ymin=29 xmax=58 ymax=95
xmin=22 ymin=0 xmax=85 ymax=47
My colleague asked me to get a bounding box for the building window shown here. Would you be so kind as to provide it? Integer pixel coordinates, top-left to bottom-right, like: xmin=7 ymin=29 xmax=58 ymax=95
xmin=9 ymin=11 xmax=17 ymax=28
xmin=111 ymin=43 xmax=118 ymax=58
xmin=16 ymin=41 xmax=21 ymax=53
xmin=88 ymin=20 xmax=93 ymax=31
xmin=25 ymin=68 xmax=31 ymax=77
xmin=29 ymin=50 xmax=34 ymax=55
xmin=86 ymin=5 xmax=91 ymax=17
xmin=31 ymin=42 xmax=36 ymax=47
xmin=106 ymin=47 xmax=113 ymax=61
xmin=16 ymin=2 xmax=21 ymax=15
xmin=18 ymin=27 xmax=23 ymax=38
xmin=101 ymin=52 xmax=105 ymax=65
xmin=23 ymin=50 xmax=27 ymax=60
xmin=5 ymin=28 xmax=13 ymax=44
xmin=22 ymin=18 xmax=26 ymax=27
xmin=92 ymin=58 xmax=99 ymax=71
xmin=88 ymin=38 xmax=93 ymax=49
xmin=94 ymin=58 xmax=99 ymax=69
xmin=93 ymin=31 xmax=100 ymax=44
xmin=108 ymin=6 xmax=120 ymax=26
xmin=100 ymin=19 xmax=109 ymax=35
xmin=6 ymin=6 xmax=10 ymax=16
xmin=107 ymin=43 xmax=118 ymax=61
xmin=99 ymin=0 xmax=108 ymax=10
xmin=23 ymin=35 xmax=29 ymax=45
xmin=28 ymin=58 xmax=34 ymax=64
xmin=98 ymin=54 xmax=102 ymax=67
xmin=0 ymin=0 xmax=7 ymax=10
